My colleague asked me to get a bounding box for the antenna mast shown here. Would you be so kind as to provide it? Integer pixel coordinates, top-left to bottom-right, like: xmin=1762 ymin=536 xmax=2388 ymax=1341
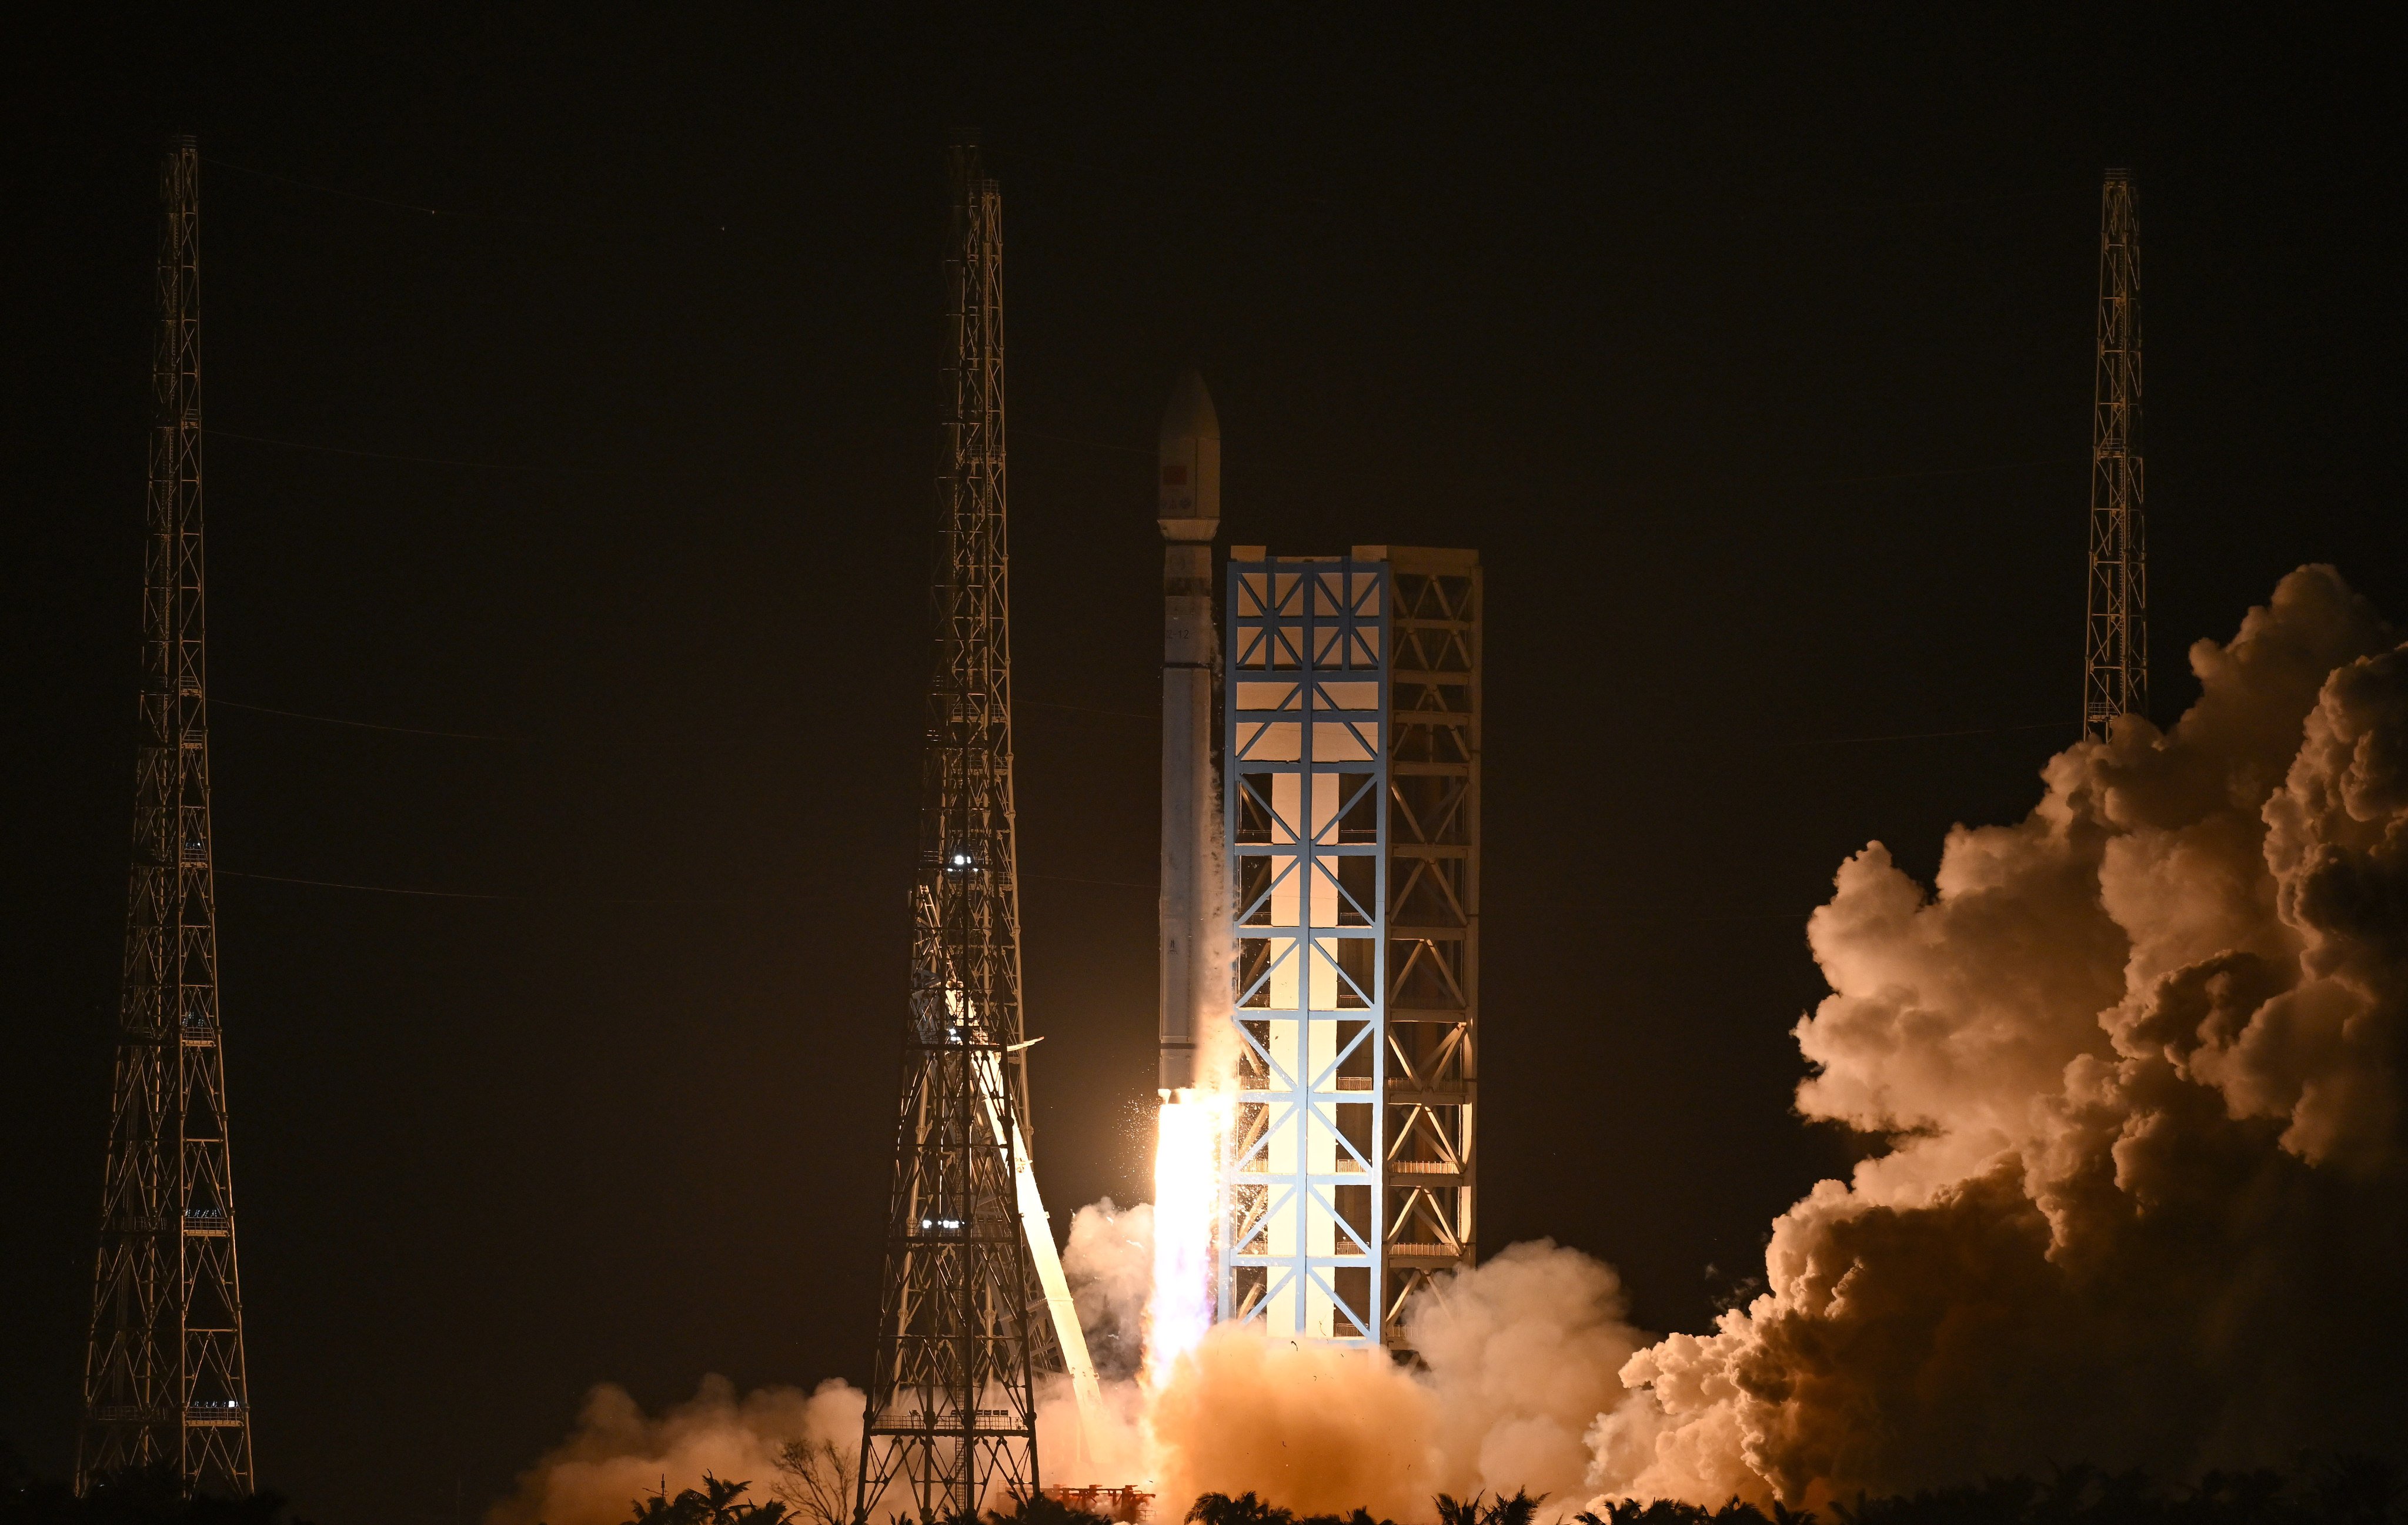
xmin=856 ymin=141 xmax=1053 ymax=1523
xmin=2082 ymin=168 xmax=2146 ymax=738
xmin=79 ymin=135 xmax=255 ymax=1498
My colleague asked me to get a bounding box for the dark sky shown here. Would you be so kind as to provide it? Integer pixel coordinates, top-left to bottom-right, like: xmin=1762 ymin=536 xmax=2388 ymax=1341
xmin=6 ymin=10 xmax=2403 ymax=1524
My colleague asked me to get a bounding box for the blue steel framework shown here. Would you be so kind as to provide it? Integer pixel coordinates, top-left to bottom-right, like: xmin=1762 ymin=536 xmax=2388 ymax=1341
xmin=1221 ymin=554 xmax=1390 ymax=1344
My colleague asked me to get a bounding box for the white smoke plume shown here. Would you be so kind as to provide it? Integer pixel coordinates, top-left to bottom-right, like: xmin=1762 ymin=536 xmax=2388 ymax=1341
xmin=1597 ymin=565 xmax=2408 ymax=1506
xmin=1064 ymin=1196 xmax=1155 ymax=1380
xmin=489 ymin=1376 xmax=864 ymax=1525
xmin=1142 ymin=1241 xmax=1649 ymax=1520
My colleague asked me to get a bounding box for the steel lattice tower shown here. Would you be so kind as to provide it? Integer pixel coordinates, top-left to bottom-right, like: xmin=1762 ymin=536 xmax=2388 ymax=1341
xmin=79 ymin=135 xmax=255 ymax=1498
xmin=857 ymin=143 xmax=1054 ymax=1524
xmin=2082 ymin=169 xmax=2145 ymax=738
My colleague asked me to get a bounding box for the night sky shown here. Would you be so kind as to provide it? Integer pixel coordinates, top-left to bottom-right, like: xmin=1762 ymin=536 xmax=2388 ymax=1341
xmin=7 ymin=11 xmax=2403 ymax=1524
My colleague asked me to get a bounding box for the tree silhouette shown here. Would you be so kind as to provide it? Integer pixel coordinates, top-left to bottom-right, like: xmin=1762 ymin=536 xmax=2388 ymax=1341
xmin=620 ymin=1473 xmax=793 ymax=1525
xmin=771 ymin=1440 xmax=856 ymax=1525
xmin=1187 ymin=1496 xmax=1295 ymax=1525
xmin=1183 ymin=1494 xmax=1397 ymax=1525
xmin=1436 ymin=1494 xmax=1541 ymax=1525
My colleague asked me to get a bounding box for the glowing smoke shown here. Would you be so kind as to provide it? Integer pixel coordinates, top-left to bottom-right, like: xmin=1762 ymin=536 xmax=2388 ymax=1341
xmin=1596 ymin=565 xmax=2408 ymax=1505
xmin=1064 ymin=1197 xmax=1155 ymax=1380
xmin=1142 ymin=1241 xmax=1648 ymax=1518
xmin=489 ymin=1376 xmax=863 ymax=1525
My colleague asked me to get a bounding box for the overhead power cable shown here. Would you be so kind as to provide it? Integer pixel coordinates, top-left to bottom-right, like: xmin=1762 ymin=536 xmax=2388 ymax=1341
xmin=222 ymin=865 xmax=1148 ymax=902
xmin=1798 ymin=459 xmax=2074 ymax=487
xmin=220 ymin=413 xmax=2076 ymax=501
xmin=218 ymin=868 xmax=747 ymax=905
xmin=219 ymin=869 xmax=516 ymax=900
xmin=212 ymin=427 xmax=700 ymax=479
xmin=1018 ymin=698 xmax=1155 ymax=721
xmin=1018 ymin=423 xmax=2082 ymax=496
xmin=1778 ymin=719 xmax=2073 ymax=747
xmin=996 ymin=146 xmax=2092 ymax=221
xmin=202 ymin=155 xmax=740 ymax=238
xmin=215 ymin=691 xmax=2072 ymax=751
xmin=212 ymin=698 xmax=512 ymax=742
xmin=216 ymin=694 xmax=1150 ymax=740
xmin=1581 ymin=905 xmax=1808 ymax=924
xmin=204 ymin=155 xmax=490 ymax=220
xmin=1017 ymin=429 xmax=1149 ymax=457
xmin=1023 ymin=871 xmax=1153 ymax=891
xmin=214 ymin=145 xmax=2091 ymax=242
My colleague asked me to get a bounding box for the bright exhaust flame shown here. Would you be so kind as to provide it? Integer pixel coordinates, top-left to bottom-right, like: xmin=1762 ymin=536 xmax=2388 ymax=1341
xmin=1143 ymin=1088 xmax=1226 ymax=1386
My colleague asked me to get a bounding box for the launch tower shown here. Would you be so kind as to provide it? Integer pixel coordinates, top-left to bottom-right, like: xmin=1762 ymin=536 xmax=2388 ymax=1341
xmin=2082 ymin=169 xmax=2146 ymax=738
xmin=857 ymin=143 xmax=1096 ymax=1523
xmin=79 ymin=136 xmax=256 ymax=1497
xmin=1221 ymin=545 xmax=1479 ymax=1349
xmin=1370 ymin=549 xmax=1480 ymax=1346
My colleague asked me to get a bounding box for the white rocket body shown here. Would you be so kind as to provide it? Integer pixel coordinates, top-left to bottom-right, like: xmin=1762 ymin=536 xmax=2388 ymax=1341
xmin=1158 ymin=373 xmax=1221 ymax=1095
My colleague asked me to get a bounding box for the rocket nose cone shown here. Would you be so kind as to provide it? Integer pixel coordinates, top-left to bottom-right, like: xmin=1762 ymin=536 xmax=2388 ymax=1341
xmin=1160 ymin=370 xmax=1220 ymax=444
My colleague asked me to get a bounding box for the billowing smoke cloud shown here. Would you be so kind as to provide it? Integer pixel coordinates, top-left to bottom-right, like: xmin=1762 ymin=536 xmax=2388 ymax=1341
xmin=1145 ymin=1241 xmax=1649 ymax=1519
xmin=486 ymin=1208 xmax=1160 ymax=1524
xmin=489 ymin=1376 xmax=863 ymax=1525
xmin=1064 ymin=1197 xmax=1155 ymax=1380
xmin=1598 ymin=566 xmax=2408 ymax=1506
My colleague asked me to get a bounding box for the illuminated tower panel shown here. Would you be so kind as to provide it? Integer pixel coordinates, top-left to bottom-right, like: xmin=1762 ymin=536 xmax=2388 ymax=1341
xmin=1223 ymin=553 xmax=1389 ymax=1345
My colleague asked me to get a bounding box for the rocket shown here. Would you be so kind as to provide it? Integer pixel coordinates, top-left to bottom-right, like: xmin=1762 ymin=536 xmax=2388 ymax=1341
xmin=1158 ymin=372 xmax=1221 ymax=1095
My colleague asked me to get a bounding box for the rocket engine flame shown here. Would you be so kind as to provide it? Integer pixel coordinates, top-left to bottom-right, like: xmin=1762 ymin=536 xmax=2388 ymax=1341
xmin=1144 ymin=1089 xmax=1229 ymax=1387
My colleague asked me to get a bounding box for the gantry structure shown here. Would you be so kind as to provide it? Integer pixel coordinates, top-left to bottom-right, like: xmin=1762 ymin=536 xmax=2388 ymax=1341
xmin=1369 ymin=549 xmax=1480 ymax=1347
xmin=859 ymin=143 xmax=1097 ymax=1524
xmin=1221 ymin=546 xmax=1480 ymax=1349
xmin=80 ymin=135 xmax=256 ymax=1497
xmin=2082 ymin=169 xmax=2146 ymax=738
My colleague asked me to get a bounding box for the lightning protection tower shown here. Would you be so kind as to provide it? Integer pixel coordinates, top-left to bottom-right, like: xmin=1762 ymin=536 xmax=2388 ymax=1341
xmin=858 ymin=142 xmax=1061 ymax=1524
xmin=2082 ymin=168 xmax=2145 ymax=738
xmin=79 ymin=135 xmax=256 ymax=1497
